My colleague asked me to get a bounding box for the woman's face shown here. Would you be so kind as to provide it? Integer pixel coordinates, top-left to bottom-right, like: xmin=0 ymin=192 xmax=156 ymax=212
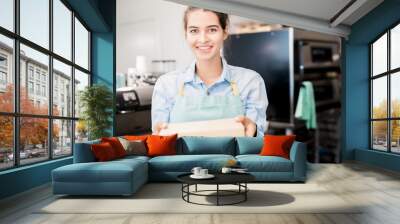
xmin=185 ymin=9 xmax=228 ymax=62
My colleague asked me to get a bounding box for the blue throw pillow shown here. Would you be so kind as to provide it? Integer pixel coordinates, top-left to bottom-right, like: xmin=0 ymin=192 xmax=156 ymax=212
xmin=236 ymin=137 xmax=264 ymax=155
xmin=177 ymin=136 xmax=236 ymax=155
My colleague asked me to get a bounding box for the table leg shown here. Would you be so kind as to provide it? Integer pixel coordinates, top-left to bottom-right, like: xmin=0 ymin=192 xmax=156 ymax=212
xmin=187 ymin=184 xmax=190 ymax=202
xmin=195 ymin=184 xmax=197 ymax=192
xmin=217 ymin=184 xmax=219 ymax=206
xmin=245 ymin=183 xmax=247 ymax=201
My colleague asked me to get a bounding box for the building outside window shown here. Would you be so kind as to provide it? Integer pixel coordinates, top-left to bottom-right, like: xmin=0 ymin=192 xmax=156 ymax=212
xmin=370 ymin=23 xmax=400 ymax=154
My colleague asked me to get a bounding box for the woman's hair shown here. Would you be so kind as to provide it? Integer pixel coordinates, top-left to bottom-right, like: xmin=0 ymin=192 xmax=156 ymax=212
xmin=183 ymin=6 xmax=229 ymax=31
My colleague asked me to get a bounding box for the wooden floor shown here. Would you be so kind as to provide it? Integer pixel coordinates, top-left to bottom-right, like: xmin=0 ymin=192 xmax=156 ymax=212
xmin=1 ymin=162 xmax=400 ymax=224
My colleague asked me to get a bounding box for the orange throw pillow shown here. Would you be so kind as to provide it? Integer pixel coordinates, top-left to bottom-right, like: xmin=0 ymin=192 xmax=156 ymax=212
xmin=101 ymin=137 xmax=126 ymax=158
xmin=124 ymin=135 xmax=149 ymax=141
xmin=260 ymin=135 xmax=296 ymax=159
xmin=91 ymin=142 xmax=117 ymax=161
xmin=146 ymin=134 xmax=177 ymax=157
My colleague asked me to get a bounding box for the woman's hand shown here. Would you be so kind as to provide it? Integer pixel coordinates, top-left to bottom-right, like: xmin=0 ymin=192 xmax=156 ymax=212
xmin=153 ymin=122 xmax=168 ymax=135
xmin=235 ymin=115 xmax=257 ymax=137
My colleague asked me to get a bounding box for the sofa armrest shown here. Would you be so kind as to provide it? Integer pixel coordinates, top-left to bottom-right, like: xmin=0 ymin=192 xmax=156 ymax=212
xmin=289 ymin=141 xmax=307 ymax=181
xmin=73 ymin=140 xmax=100 ymax=163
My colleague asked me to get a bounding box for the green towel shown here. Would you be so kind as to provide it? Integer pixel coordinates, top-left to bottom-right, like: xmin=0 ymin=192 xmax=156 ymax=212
xmin=295 ymin=81 xmax=317 ymax=129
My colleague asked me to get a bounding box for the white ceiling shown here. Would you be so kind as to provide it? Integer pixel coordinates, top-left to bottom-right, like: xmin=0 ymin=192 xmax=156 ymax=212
xmin=225 ymin=0 xmax=352 ymax=23
xmin=166 ymin=0 xmax=384 ymax=37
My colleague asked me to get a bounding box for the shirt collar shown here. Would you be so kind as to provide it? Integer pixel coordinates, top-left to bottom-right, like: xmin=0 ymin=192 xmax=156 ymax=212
xmin=184 ymin=57 xmax=231 ymax=84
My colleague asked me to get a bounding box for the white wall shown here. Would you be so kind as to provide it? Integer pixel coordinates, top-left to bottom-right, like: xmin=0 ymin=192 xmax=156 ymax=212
xmin=117 ymin=0 xmax=194 ymax=74
xmin=117 ymin=0 xmax=340 ymax=75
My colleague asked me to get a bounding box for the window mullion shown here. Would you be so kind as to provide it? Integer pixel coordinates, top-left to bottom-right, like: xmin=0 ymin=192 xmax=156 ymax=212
xmin=13 ymin=0 xmax=21 ymax=167
xmin=370 ymin=45 xmax=373 ymax=149
xmin=388 ymin=29 xmax=391 ymax=152
xmin=71 ymin=10 xmax=76 ymax=154
xmin=48 ymin=0 xmax=54 ymax=160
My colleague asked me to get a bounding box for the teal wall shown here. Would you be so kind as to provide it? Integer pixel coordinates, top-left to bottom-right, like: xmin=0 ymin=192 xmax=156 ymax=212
xmin=91 ymin=0 xmax=116 ymax=135
xmin=0 ymin=0 xmax=116 ymax=200
xmin=0 ymin=158 xmax=72 ymax=199
xmin=343 ymin=0 xmax=400 ymax=171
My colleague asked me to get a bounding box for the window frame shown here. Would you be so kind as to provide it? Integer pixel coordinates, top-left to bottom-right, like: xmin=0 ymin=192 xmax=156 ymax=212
xmin=0 ymin=0 xmax=92 ymax=171
xmin=370 ymin=19 xmax=400 ymax=154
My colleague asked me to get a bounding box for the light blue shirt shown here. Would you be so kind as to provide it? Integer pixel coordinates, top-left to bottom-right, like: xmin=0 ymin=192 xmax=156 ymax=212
xmin=151 ymin=58 xmax=268 ymax=136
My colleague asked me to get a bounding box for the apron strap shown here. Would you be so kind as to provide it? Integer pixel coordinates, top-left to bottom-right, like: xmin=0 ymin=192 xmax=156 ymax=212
xmin=178 ymin=83 xmax=185 ymax=96
xmin=178 ymin=81 xmax=239 ymax=96
xmin=230 ymin=81 xmax=239 ymax=96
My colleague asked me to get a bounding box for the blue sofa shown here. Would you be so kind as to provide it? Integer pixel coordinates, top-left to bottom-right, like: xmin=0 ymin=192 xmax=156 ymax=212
xmin=52 ymin=136 xmax=307 ymax=196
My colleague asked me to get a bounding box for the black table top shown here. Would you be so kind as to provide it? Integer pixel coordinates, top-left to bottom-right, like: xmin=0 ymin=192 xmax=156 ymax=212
xmin=177 ymin=172 xmax=255 ymax=185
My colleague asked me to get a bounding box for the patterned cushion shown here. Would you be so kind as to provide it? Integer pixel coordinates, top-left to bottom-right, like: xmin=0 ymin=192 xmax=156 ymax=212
xmin=118 ymin=137 xmax=147 ymax=156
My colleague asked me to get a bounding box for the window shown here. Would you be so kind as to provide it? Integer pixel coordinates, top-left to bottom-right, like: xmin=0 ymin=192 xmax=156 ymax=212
xmin=20 ymin=117 xmax=49 ymax=165
xmin=0 ymin=0 xmax=91 ymax=170
xmin=35 ymin=70 xmax=41 ymax=81
xmin=75 ymin=18 xmax=89 ymax=70
xmin=0 ymin=0 xmax=14 ymax=32
xmin=0 ymin=34 xmax=13 ymax=113
xmin=0 ymin=71 xmax=6 ymax=85
xmin=0 ymin=54 xmax=7 ymax=67
xmin=53 ymin=59 xmax=72 ymax=117
xmin=20 ymin=0 xmax=49 ymax=49
xmin=0 ymin=70 xmax=7 ymax=92
xmin=54 ymin=89 xmax=58 ymax=103
xmin=0 ymin=116 xmax=13 ymax=170
xmin=28 ymin=67 xmax=34 ymax=80
xmin=42 ymin=85 xmax=46 ymax=97
xmin=53 ymin=119 xmax=72 ymax=158
xmin=53 ymin=0 xmax=72 ymax=60
xmin=0 ymin=53 xmax=8 ymax=90
xmin=371 ymin=22 xmax=400 ymax=154
xmin=74 ymin=69 xmax=89 ymax=118
xmin=36 ymin=83 xmax=40 ymax=95
xmin=28 ymin=81 xmax=34 ymax=94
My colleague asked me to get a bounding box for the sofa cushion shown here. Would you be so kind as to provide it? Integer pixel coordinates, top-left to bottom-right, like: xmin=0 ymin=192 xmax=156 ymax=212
xmin=91 ymin=142 xmax=118 ymax=161
xmin=236 ymin=155 xmax=293 ymax=172
xmin=73 ymin=140 xmax=100 ymax=163
xmin=148 ymin=154 xmax=235 ymax=172
xmin=260 ymin=135 xmax=296 ymax=159
xmin=101 ymin=137 xmax=127 ymax=158
xmin=177 ymin=136 xmax=236 ymax=155
xmin=236 ymin=137 xmax=263 ymax=155
xmin=53 ymin=158 xmax=147 ymax=183
xmin=118 ymin=137 xmax=147 ymax=156
xmin=147 ymin=134 xmax=178 ymax=157
xmin=115 ymin=155 xmax=150 ymax=163
xmin=124 ymin=135 xmax=149 ymax=142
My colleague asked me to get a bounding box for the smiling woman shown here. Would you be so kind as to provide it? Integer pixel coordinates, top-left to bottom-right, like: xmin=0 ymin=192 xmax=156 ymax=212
xmin=151 ymin=7 xmax=269 ymax=137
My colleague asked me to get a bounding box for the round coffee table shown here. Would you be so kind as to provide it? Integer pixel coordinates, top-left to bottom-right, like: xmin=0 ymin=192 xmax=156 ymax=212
xmin=177 ymin=173 xmax=255 ymax=206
